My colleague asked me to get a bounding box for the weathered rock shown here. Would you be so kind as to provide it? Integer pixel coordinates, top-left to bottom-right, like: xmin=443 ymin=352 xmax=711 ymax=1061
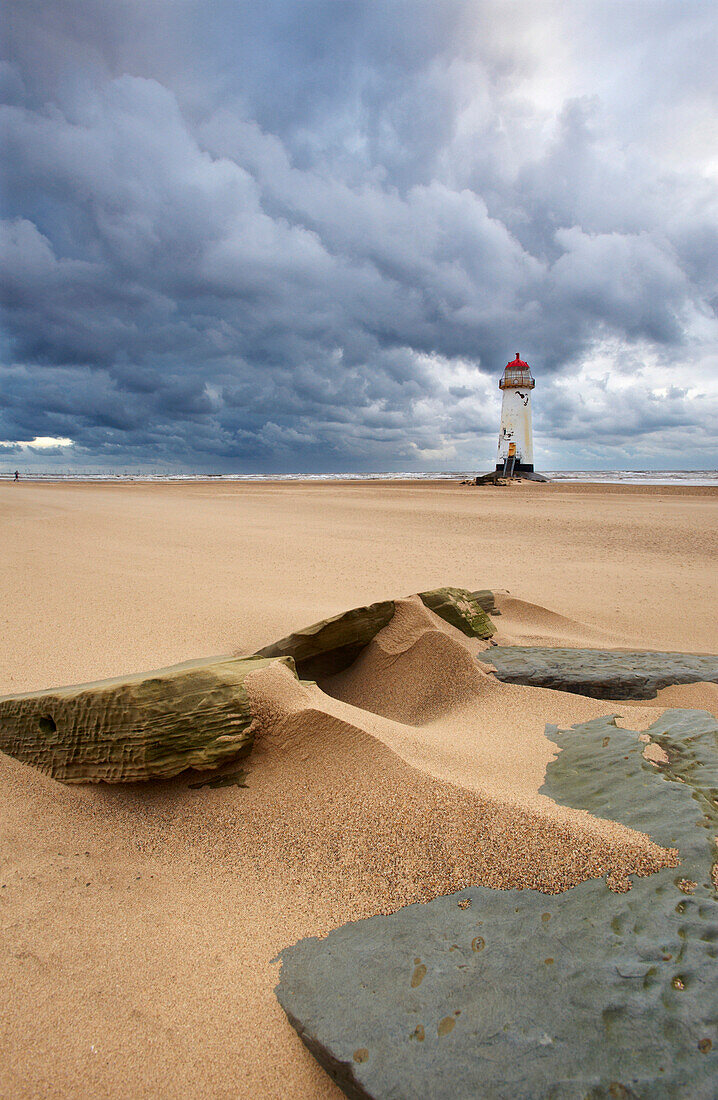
xmin=257 ymin=587 xmax=495 ymax=678
xmin=477 ymin=646 xmax=718 ymax=699
xmin=275 ymin=708 xmax=718 ymax=1099
xmin=470 ymin=588 xmax=496 ymax=615
xmin=0 ymin=655 xmax=293 ymax=783
xmin=418 ymin=587 xmax=495 ymax=639
xmin=256 ymin=601 xmax=396 ymax=680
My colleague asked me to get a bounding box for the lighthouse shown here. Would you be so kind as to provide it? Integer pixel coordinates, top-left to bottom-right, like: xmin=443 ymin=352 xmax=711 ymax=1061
xmin=496 ymin=352 xmax=535 ymax=475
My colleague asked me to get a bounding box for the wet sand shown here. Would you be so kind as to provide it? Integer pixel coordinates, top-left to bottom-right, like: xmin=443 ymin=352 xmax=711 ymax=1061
xmin=1 ymin=479 xmax=716 ymax=1097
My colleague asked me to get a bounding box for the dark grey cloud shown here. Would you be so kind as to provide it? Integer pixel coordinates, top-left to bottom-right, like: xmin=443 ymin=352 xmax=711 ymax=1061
xmin=1 ymin=0 xmax=717 ymax=471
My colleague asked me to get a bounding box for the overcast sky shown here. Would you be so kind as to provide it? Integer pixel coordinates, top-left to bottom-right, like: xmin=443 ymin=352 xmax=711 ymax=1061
xmin=1 ymin=1 xmax=717 ymax=472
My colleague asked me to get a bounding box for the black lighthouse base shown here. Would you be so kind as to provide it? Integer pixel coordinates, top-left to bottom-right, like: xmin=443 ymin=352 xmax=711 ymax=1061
xmin=495 ymin=461 xmax=534 ymax=474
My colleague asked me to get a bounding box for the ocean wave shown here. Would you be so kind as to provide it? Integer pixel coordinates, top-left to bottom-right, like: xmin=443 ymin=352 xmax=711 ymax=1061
xmin=2 ymin=470 xmax=717 ymax=485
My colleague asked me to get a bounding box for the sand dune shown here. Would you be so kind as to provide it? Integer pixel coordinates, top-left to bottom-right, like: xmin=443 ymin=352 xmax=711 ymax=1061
xmin=323 ymin=598 xmax=662 ymax=800
xmin=491 ymin=593 xmax=629 ymax=647
xmin=245 ymin=601 xmax=675 ymax=896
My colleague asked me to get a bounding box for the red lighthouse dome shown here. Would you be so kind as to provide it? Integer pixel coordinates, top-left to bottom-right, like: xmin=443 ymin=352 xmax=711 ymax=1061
xmin=506 ymin=352 xmax=529 ymax=371
xmin=499 ymin=351 xmax=535 ymax=390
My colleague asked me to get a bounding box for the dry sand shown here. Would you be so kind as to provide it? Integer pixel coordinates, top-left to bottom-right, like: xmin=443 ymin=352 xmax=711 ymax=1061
xmin=1 ymin=479 xmax=717 ymax=1098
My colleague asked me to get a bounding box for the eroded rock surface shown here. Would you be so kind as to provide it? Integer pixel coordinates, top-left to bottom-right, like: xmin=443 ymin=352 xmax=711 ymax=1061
xmin=255 ymin=601 xmax=396 ymax=680
xmin=418 ymin=587 xmax=495 ymax=640
xmin=0 ymin=655 xmax=293 ymax=782
xmin=276 ymin=708 xmax=718 ymax=1099
xmin=477 ymin=646 xmax=718 ymax=699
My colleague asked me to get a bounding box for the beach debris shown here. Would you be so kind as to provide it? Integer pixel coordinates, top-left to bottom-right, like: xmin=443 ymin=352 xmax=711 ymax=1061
xmin=0 ymin=655 xmax=293 ymax=783
xmin=462 ymin=470 xmax=549 ymax=485
xmin=477 ymin=645 xmax=718 ymax=700
xmin=256 ymin=586 xmax=495 ymax=678
xmin=275 ymin=708 xmax=718 ymax=1099
xmin=462 ymin=471 xmax=506 ymax=485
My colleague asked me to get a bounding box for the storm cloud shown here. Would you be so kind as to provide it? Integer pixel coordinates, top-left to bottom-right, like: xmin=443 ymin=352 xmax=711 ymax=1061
xmin=1 ymin=0 xmax=717 ymax=471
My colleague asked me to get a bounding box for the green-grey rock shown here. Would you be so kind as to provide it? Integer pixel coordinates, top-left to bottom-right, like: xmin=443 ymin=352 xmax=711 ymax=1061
xmin=275 ymin=708 xmax=718 ymax=1098
xmin=255 ymin=601 xmax=396 ymax=679
xmin=477 ymin=646 xmax=718 ymax=699
xmin=470 ymin=588 xmax=496 ymax=615
xmin=0 ymin=655 xmax=293 ymax=783
xmin=418 ymin=586 xmax=495 ymax=639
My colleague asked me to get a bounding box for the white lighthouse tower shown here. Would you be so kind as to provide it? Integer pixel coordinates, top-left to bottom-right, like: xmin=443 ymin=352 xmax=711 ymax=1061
xmin=496 ymin=352 xmax=535 ymax=475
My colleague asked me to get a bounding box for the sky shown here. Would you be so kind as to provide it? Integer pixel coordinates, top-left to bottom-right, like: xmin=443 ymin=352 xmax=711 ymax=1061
xmin=1 ymin=0 xmax=717 ymax=473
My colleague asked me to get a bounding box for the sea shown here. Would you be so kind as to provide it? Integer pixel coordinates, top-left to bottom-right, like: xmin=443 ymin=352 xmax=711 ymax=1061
xmin=1 ymin=470 xmax=717 ymax=486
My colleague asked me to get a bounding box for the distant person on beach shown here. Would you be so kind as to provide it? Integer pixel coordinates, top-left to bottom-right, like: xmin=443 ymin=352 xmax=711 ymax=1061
xmin=14 ymin=470 xmax=19 ymax=481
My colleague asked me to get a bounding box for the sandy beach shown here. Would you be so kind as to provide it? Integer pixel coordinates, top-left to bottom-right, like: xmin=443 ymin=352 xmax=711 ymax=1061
xmin=2 ymin=479 xmax=717 ymax=1098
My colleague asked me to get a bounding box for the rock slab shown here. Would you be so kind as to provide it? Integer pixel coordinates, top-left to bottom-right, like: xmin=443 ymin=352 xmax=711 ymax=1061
xmin=275 ymin=708 xmax=718 ymax=1098
xmin=256 ymin=601 xmax=396 ymax=680
xmin=0 ymin=655 xmax=293 ymax=782
xmin=477 ymin=646 xmax=718 ymax=699
xmin=418 ymin=587 xmax=495 ymax=640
